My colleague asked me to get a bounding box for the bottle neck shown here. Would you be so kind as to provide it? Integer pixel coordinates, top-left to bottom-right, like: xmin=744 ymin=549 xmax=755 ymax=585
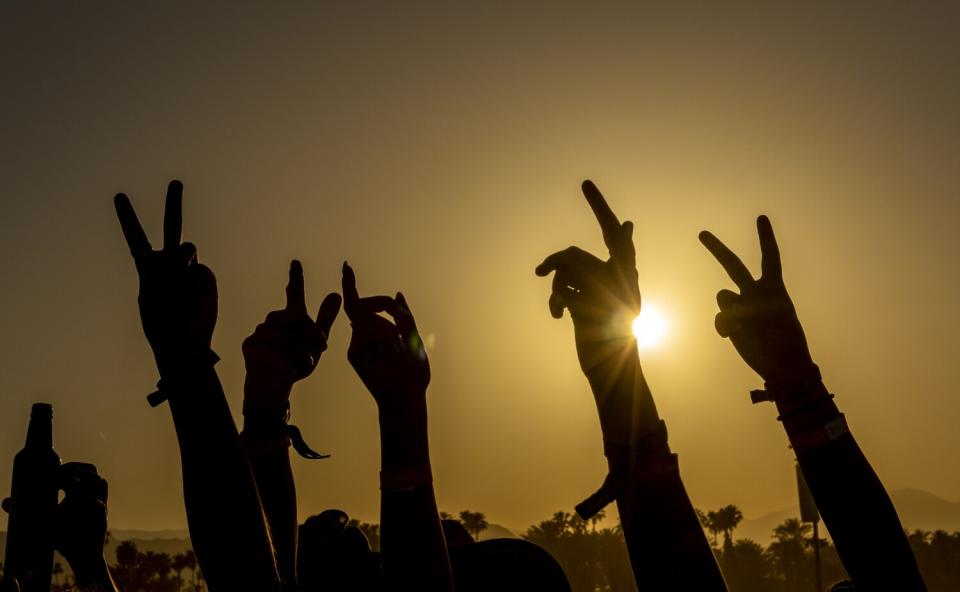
xmin=25 ymin=404 xmax=53 ymax=448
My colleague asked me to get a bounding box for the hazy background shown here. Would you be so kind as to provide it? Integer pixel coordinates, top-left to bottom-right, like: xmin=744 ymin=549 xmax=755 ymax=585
xmin=1 ymin=1 xmax=958 ymax=533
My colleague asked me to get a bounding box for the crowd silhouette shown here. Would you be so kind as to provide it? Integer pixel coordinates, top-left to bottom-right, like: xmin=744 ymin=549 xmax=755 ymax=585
xmin=1 ymin=179 xmax=930 ymax=591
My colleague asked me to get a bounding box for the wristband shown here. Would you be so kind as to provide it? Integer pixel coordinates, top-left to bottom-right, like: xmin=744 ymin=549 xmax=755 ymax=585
xmin=146 ymin=349 xmax=220 ymax=407
xmin=788 ymin=414 xmax=850 ymax=452
xmin=242 ymin=400 xmax=330 ymax=460
xmin=380 ymin=464 xmax=433 ymax=492
xmin=749 ymin=365 xmax=830 ymax=414
xmin=575 ymin=420 xmax=671 ymax=520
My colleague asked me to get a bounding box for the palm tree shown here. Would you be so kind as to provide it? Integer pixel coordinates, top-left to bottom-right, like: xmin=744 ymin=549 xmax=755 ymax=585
xmin=182 ymin=550 xmax=199 ymax=591
xmin=714 ymin=505 xmax=744 ymax=547
xmin=172 ymin=552 xmax=189 ymax=591
xmin=458 ymin=511 xmax=489 ymax=540
xmin=52 ymin=561 xmax=64 ymax=588
xmin=769 ymin=518 xmax=812 ymax=586
xmin=705 ymin=510 xmax=721 ymax=547
xmin=589 ymin=509 xmax=606 ymax=533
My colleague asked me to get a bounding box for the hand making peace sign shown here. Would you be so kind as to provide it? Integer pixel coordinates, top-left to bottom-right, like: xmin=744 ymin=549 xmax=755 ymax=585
xmin=114 ymin=180 xmax=217 ymax=377
xmin=699 ymin=216 xmax=817 ymax=387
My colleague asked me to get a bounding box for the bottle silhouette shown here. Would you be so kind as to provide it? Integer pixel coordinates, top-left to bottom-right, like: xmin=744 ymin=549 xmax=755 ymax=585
xmin=2 ymin=403 xmax=61 ymax=592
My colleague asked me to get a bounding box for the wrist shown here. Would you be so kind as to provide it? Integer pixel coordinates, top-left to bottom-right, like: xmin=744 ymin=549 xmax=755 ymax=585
xmin=378 ymin=395 xmax=430 ymax=470
xmin=243 ymin=374 xmax=293 ymax=406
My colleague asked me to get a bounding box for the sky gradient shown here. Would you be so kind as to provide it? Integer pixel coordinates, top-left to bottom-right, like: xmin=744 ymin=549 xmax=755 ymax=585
xmin=1 ymin=2 xmax=958 ymax=533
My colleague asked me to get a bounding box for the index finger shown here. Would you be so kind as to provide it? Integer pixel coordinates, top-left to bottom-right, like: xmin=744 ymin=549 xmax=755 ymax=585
xmin=581 ymin=180 xmax=621 ymax=253
xmin=286 ymin=259 xmax=307 ymax=314
xmin=698 ymin=230 xmax=755 ymax=290
xmin=757 ymin=215 xmax=782 ymax=279
xmin=114 ymin=193 xmax=151 ymax=260
xmin=341 ymin=261 xmax=360 ymax=321
xmin=163 ymin=180 xmax=183 ymax=252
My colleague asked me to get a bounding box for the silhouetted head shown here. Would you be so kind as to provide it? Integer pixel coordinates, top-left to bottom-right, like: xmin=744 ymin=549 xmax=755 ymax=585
xmin=297 ymin=510 xmax=380 ymax=591
xmin=442 ymin=518 xmax=475 ymax=548
xmin=450 ymin=538 xmax=571 ymax=592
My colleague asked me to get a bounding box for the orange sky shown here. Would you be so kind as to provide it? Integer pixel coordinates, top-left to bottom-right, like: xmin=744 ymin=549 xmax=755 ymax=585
xmin=1 ymin=2 xmax=958 ymax=533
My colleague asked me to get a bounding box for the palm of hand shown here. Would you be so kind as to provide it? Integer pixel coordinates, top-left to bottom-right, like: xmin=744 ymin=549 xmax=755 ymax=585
xmin=700 ymin=216 xmax=815 ymax=386
xmin=243 ymin=260 xmax=341 ymax=400
xmin=536 ymin=181 xmax=641 ymax=374
xmin=342 ymin=263 xmax=429 ymax=406
xmin=115 ymin=181 xmax=217 ymax=372
xmin=55 ymin=463 xmax=108 ymax=570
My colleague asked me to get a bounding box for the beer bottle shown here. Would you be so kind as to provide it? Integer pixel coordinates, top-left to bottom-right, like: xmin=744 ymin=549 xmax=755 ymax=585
xmin=3 ymin=403 xmax=61 ymax=592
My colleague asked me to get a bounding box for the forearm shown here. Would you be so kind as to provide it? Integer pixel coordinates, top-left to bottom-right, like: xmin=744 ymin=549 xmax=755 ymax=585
xmin=779 ymin=389 xmax=925 ymax=589
xmin=617 ymin=464 xmax=725 ymax=590
xmin=242 ymin=379 xmax=299 ymax=590
xmin=378 ymin=400 xmax=454 ymax=591
xmin=244 ymin=440 xmax=298 ymax=589
xmin=606 ymin=361 xmax=725 ymax=590
xmin=166 ymin=367 xmax=280 ymax=592
xmin=71 ymin=557 xmax=119 ymax=592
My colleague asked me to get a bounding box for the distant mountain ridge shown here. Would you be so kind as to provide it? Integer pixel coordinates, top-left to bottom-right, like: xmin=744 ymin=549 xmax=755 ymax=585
xmin=2 ymin=489 xmax=956 ymax=559
xmin=736 ymin=488 xmax=960 ymax=543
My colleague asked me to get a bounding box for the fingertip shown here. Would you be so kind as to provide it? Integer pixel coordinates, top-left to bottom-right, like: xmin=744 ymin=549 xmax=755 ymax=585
xmin=168 ymin=179 xmax=183 ymax=192
xmin=698 ymin=230 xmax=713 ymax=245
xmin=581 ymin=179 xmax=596 ymax=193
xmin=291 ymin=259 xmax=303 ymax=274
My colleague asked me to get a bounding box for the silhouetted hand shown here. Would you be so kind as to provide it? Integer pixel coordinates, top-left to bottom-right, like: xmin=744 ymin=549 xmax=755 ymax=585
xmin=243 ymin=260 xmax=342 ymax=402
xmin=55 ymin=463 xmax=116 ymax=590
xmin=699 ymin=216 xmax=817 ymax=387
xmin=535 ymin=181 xmax=640 ymax=374
xmin=534 ymin=181 xmax=644 ymax=450
xmin=341 ymin=263 xmax=428 ymax=408
xmin=114 ymin=180 xmax=217 ymax=376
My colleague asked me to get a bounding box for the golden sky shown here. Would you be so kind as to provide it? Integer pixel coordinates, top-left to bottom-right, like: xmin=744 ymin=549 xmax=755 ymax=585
xmin=1 ymin=2 xmax=958 ymax=532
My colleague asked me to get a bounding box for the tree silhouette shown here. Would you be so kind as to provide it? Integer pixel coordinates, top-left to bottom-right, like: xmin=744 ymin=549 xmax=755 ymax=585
xmin=589 ymin=508 xmax=606 ymax=532
xmin=715 ymin=505 xmax=744 ymax=548
xmin=458 ymin=511 xmax=489 ymax=540
xmin=768 ymin=518 xmax=813 ymax=589
xmin=347 ymin=519 xmax=381 ymax=552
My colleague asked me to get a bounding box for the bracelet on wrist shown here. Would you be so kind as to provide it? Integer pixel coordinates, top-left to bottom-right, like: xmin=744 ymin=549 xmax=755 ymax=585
xmin=380 ymin=464 xmax=433 ymax=492
xmin=788 ymin=414 xmax=849 ymax=452
xmin=147 ymin=349 xmax=220 ymax=407
xmin=749 ymin=365 xmax=827 ymax=408
xmin=242 ymin=400 xmax=330 ymax=460
xmin=576 ymin=420 xmax=672 ymax=520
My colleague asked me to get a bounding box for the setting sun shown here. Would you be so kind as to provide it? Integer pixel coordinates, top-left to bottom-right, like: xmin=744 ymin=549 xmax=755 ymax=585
xmin=632 ymin=305 xmax=669 ymax=349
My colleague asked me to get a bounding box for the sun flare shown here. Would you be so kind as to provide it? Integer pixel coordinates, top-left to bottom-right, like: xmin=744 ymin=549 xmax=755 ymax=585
xmin=632 ymin=305 xmax=669 ymax=349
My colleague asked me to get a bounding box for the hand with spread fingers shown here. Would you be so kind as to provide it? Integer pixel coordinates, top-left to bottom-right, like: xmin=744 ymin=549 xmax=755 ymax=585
xmin=54 ymin=463 xmax=117 ymax=591
xmin=535 ymin=180 xmax=642 ymax=446
xmin=699 ymin=216 xmax=817 ymax=387
xmin=114 ymin=180 xmax=217 ymax=377
xmin=243 ymin=260 xmax=342 ymax=403
xmin=341 ymin=262 xmax=452 ymax=590
xmin=341 ymin=262 xmax=429 ymax=406
xmin=536 ymin=181 xmax=640 ymax=375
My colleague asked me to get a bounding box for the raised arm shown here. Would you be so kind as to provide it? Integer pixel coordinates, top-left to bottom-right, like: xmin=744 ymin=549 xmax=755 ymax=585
xmin=54 ymin=463 xmax=118 ymax=592
xmin=341 ymin=263 xmax=453 ymax=591
xmin=114 ymin=180 xmax=279 ymax=591
xmin=535 ymin=181 xmax=725 ymax=590
xmin=241 ymin=260 xmax=341 ymax=590
xmin=699 ymin=215 xmax=925 ymax=589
